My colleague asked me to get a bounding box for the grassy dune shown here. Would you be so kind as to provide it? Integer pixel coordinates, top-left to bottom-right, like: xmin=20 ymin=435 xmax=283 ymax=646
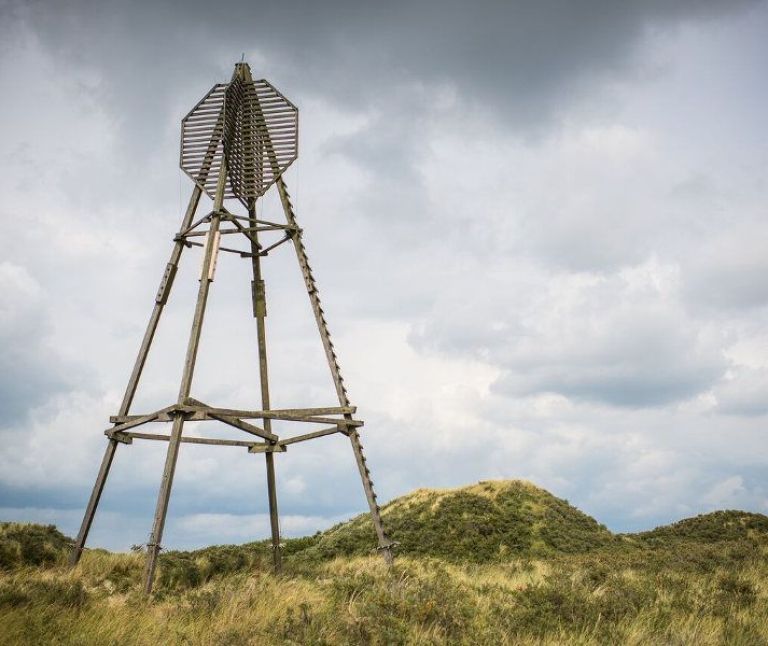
xmin=2 ymin=481 xmax=767 ymax=645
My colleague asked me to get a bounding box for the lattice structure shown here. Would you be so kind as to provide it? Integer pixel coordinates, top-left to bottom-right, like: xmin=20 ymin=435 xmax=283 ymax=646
xmin=181 ymin=77 xmax=298 ymax=205
xmin=69 ymin=62 xmax=392 ymax=594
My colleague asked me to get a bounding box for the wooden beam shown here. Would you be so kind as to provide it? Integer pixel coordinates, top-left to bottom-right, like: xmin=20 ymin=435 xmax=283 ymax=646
xmin=275 ymin=175 xmax=394 ymax=565
xmin=105 ymin=430 xmax=133 ymax=444
xmin=267 ymin=406 xmax=357 ymax=416
xmin=185 ymin=402 xmax=356 ymax=417
xmin=110 ymin=430 xmax=270 ymax=449
xmin=279 ymin=426 xmax=340 ymax=447
xmin=182 ymin=405 xmax=363 ymax=426
xmin=105 ymin=408 xmax=168 ymax=434
xmin=248 ymin=443 xmax=286 ymax=454
xmin=258 ymin=233 xmax=292 ymax=256
xmin=185 ymin=396 xmax=278 ymax=442
xmin=208 ymin=413 xmax=277 ymax=442
xmin=111 ymin=412 xmax=175 ymax=423
xmin=144 ymin=149 xmax=231 ymax=595
xmin=110 ymin=405 xmax=358 ymax=424
xmin=68 ymin=439 xmax=119 ymax=566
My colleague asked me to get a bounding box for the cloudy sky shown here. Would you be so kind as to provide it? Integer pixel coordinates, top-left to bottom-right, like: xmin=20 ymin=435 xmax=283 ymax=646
xmin=1 ymin=0 xmax=767 ymax=551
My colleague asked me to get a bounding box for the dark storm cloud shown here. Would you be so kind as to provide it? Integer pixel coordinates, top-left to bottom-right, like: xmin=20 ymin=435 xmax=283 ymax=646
xmin=9 ymin=0 xmax=757 ymax=131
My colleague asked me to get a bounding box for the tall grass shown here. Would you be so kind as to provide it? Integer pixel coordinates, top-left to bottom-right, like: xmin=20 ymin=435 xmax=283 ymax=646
xmin=1 ymin=542 xmax=767 ymax=644
xmin=2 ymin=485 xmax=768 ymax=645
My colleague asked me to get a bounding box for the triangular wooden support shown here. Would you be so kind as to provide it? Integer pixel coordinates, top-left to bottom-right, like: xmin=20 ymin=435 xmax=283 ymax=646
xmin=68 ymin=62 xmax=393 ymax=594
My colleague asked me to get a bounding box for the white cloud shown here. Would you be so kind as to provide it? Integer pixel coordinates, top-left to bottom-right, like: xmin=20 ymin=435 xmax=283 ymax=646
xmin=702 ymin=475 xmax=746 ymax=508
xmin=714 ymin=367 xmax=768 ymax=416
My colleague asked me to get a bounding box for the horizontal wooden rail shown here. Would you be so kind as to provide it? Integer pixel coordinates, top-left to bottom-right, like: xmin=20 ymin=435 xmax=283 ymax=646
xmin=110 ymin=405 xmax=357 ymax=425
xmin=105 ymin=430 xmax=285 ymax=452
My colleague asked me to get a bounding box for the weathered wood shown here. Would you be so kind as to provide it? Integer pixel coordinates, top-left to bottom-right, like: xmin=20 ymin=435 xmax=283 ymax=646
xmin=279 ymin=426 xmax=339 ymax=446
xmin=123 ymin=404 xmax=362 ymax=425
xmin=177 ymin=238 xmax=254 ymax=256
xmin=258 ymin=233 xmax=292 ymax=256
xmin=181 ymin=225 xmax=285 ymax=237
xmin=155 ymin=263 xmax=178 ymax=305
xmin=177 ymin=211 xmax=213 ymax=237
xmin=143 ymin=414 xmax=184 ymax=593
xmin=144 ymin=142 xmax=231 ymax=595
xmin=109 ymin=404 xmax=319 ymax=430
xmin=223 ymin=214 xmax=295 ymax=229
xmin=226 ymin=217 xmax=262 ymax=249
xmin=275 ymin=176 xmax=393 ymax=565
xmin=110 ymin=413 xmax=175 ymax=423
xmin=248 ymin=443 xmax=286 ymax=453
xmin=105 ymin=430 xmax=133 ymax=444
xmin=262 ymin=406 xmax=356 ymax=416
xmin=75 ymin=61 xmax=394 ymax=589
xmin=208 ymin=413 xmax=277 ymax=442
xmin=113 ymin=431 xmax=268 ymax=449
xmin=105 ymin=407 xmax=170 ymax=434
xmin=240 ymin=84 xmax=283 ymax=570
xmin=68 ymin=439 xmax=118 ymax=566
xmin=182 ymin=406 xmax=361 ymax=426
xmin=68 ymin=95 xmax=223 ymax=570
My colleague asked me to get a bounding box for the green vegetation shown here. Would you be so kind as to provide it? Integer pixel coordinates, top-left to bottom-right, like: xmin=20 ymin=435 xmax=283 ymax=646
xmin=2 ymin=480 xmax=768 ymax=645
xmin=310 ymin=480 xmax=616 ymax=561
xmin=0 ymin=522 xmax=71 ymax=569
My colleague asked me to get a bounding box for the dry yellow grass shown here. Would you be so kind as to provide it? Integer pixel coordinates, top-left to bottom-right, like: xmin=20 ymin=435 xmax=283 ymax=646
xmin=3 ymin=495 xmax=768 ymax=644
xmin=1 ymin=547 xmax=767 ymax=645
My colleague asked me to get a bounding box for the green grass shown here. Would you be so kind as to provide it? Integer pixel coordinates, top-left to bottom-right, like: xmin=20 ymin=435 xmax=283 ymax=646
xmin=2 ymin=480 xmax=768 ymax=645
xmin=0 ymin=522 xmax=71 ymax=569
xmin=308 ymin=480 xmax=616 ymax=562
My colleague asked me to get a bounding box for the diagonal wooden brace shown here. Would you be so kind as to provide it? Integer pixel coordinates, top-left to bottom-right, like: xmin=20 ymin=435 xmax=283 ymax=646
xmin=104 ymin=406 xmax=174 ymax=434
xmin=185 ymin=396 xmax=278 ymax=442
xmin=208 ymin=413 xmax=278 ymax=442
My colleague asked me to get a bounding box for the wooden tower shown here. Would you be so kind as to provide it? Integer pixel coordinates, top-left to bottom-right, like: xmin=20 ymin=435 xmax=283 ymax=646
xmin=68 ymin=62 xmax=394 ymax=593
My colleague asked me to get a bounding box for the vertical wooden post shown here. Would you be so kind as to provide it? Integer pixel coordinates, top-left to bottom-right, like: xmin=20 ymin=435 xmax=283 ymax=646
xmin=246 ymin=71 xmax=393 ymax=561
xmin=248 ymin=200 xmax=282 ymax=573
xmin=143 ymin=161 xmax=228 ymax=594
xmin=239 ymin=63 xmax=282 ymax=573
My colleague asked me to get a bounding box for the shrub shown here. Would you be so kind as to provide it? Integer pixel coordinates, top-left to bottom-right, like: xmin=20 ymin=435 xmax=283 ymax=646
xmin=0 ymin=523 xmax=71 ymax=569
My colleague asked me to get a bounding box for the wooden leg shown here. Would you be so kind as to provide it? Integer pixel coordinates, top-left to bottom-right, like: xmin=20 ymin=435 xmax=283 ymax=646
xmin=247 ymin=201 xmax=283 ymax=573
xmin=141 ymin=160 xmax=227 ymax=594
xmin=273 ymin=177 xmax=394 ymax=563
xmin=349 ymin=430 xmax=393 ymax=563
xmin=265 ymin=451 xmax=282 ymax=572
xmin=143 ymin=414 xmax=185 ymax=593
xmin=69 ymin=189 xmax=201 ymax=570
xmin=68 ymin=439 xmax=118 ymax=566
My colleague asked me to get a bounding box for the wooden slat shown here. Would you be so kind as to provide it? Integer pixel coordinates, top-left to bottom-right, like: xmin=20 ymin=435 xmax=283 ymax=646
xmin=110 ymin=430 xmax=269 ymax=449
xmin=105 ymin=406 xmax=173 ymax=433
xmin=208 ymin=413 xmax=277 ymax=442
xmin=182 ymin=405 xmax=361 ymax=426
xmin=279 ymin=426 xmax=340 ymax=446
